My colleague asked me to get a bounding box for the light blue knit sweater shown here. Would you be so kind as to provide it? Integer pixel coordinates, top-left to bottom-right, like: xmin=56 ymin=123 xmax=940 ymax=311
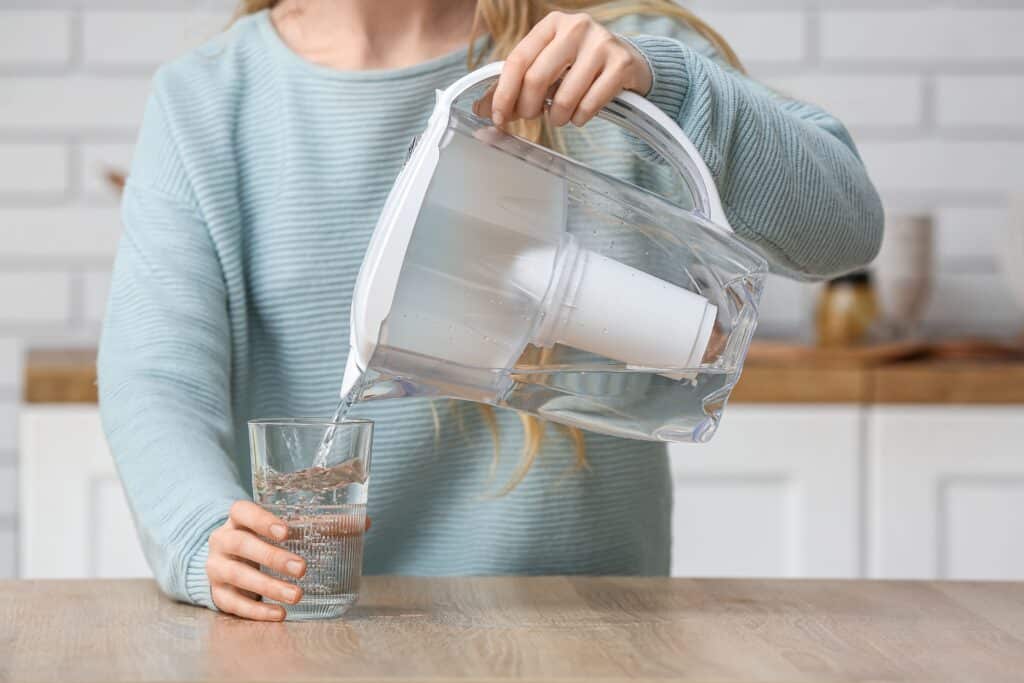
xmin=98 ymin=10 xmax=882 ymax=608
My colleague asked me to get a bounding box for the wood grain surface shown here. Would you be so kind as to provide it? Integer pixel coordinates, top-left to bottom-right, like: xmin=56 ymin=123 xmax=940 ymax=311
xmin=23 ymin=349 xmax=99 ymax=403
xmin=869 ymin=361 xmax=1024 ymax=404
xmin=2 ymin=577 xmax=1023 ymax=683
xmin=21 ymin=347 xmax=1024 ymax=405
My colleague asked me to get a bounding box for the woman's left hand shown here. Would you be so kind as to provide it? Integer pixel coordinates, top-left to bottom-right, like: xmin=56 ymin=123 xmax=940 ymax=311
xmin=474 ymin=11 xmax=653 ymax=128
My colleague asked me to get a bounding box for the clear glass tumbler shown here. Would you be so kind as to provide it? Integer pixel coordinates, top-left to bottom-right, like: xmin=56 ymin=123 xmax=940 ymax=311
xmin=249 ymin=418 xmax=373 ymax=620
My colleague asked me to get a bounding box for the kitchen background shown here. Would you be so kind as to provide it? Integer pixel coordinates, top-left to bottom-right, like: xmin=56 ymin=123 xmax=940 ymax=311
xmin=2 ymin=0 xmax=1023 ymax=580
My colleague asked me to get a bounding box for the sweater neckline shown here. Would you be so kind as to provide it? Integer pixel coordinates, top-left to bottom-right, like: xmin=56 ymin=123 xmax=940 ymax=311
xmin=255 ymin=9 xmax=487 ymax=82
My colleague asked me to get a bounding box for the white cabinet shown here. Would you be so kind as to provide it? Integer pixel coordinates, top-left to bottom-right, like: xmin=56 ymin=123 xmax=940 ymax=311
xmin=868 ymin=406 xmax=1024 ymax=580
xmin=17 ymin=401 xmax=1024 ymax=581
xmin=669 ymin=405 xmax=862 ymax=578
xmin=19 ymin=405 xmax=150 ymax=578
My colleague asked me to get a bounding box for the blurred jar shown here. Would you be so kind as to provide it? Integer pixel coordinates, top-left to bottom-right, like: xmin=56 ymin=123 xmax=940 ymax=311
xmin=872 ymin=213 xmax=933 ymax=339
xmin=815 ymin=271 xmax=879 ymax=347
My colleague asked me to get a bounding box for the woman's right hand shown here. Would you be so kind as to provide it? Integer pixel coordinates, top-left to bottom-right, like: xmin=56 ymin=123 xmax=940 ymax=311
xmin=206 ymin=501 xmax=306 ymax=621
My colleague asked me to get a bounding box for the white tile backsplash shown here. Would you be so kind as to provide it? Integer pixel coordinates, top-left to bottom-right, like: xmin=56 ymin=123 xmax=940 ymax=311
xmin=82 ymin=10 xmax=231 ymax=68
xmin=1 ymin=208 xmax=122 ymax=264
xmin=0 ymin=338 xmax=21 ymax=392
xmin=934 ymin=207 xmax=1005 ymax=268
xmin=0 ymin=272 xmax=72 ymax=324
xmin=0 ymin=464 xmax=16 ymax=519
xmin=82 ymin=270 xmax=113 ymax=325
xmin=0 ymin=11 xmax=73 ymax=67
xmin=0 ymin=399 xmax=17 ymax=456
xmin=821 ymin=9 xmax=1024 ymax=63
xmin=0 ymin=529 xmax=16 ymax=579
xmin=858 ymin=141 xmax=1024 ymax=195
xmin=702 ymin=10 xmax=806 ymax=65
xmin=923 ymin=272 xmax=1022 ymax=335
xmin=768 ymin=74 xmax=924 ymax=128
xmin=936 ymin=76 xmax=1024 ymax=129
xmin=0 ymin=144 xmax=68 ymax=196
xmin=0 ymin=76 xmax=151 ymax=132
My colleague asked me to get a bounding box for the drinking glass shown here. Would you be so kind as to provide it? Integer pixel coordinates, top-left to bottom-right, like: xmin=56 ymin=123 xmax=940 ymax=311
xmin=249 ymin=418 xmax=373 ymax=620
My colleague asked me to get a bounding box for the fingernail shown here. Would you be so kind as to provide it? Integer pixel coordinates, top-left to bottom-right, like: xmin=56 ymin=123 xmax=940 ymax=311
xmin=492 ymin=110 xmax=504 ymax=126
xmin=270 ymin=524 xmax=286 ymax=540
xmin=287 ymin=587 xmax=301 ymax=603
xmin=286 ymin=559 xmax=304 ymax=577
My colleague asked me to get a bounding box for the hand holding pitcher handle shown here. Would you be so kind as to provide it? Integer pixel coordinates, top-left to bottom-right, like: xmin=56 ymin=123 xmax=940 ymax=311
xmin=471 ymin=11 xmax=652 ymax=128
xmin=444 ymin=58 xmax=731 ymax=231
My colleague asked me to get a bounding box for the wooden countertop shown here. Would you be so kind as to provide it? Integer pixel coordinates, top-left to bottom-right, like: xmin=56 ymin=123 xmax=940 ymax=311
xmin=23 ymin=347 xmax=1024 ymax=405
xmin=2 ymin=577 xmax=1023 ymax=682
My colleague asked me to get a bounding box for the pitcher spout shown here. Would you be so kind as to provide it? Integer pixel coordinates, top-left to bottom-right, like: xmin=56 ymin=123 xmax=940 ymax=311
xmin=340 ymin=353 xmax=363 ymax=401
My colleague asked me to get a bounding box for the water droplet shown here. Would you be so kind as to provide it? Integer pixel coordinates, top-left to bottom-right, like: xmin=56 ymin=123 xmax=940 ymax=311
xmin=602 ymin=328 xmax=609 ymax=334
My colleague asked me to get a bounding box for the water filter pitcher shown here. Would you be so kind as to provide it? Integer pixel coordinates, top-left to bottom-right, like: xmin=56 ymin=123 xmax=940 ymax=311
xmin=342 ymin=62 xmax=767 ymax=443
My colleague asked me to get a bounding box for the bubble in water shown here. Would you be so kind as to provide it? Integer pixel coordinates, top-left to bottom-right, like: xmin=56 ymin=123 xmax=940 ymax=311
xmin=602 ymin=328 xmax=608 ymax=334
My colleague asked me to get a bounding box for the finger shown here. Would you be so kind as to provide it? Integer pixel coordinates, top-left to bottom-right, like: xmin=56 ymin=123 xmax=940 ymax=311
xmin=228 ymin=500 xmax=288 ymax=542
xmin=211 ymin=558 xmax=303 ymax=605
xmin=515 ymin=36 xmax=581 ymax=121
xmin=571 ymin=68 xmax=624 ymax=127
xmin=216 ymin=528 xmax=306 ymax=578
xmin=212 ymin=584 xmax=286 ymax=622
xmin=548 ymin=51 xmax=603 ymax=127
xmin=473 ymin=85 xmax=496 ymax=119
xmin=491 ymin=15 xmax=558 ymax=125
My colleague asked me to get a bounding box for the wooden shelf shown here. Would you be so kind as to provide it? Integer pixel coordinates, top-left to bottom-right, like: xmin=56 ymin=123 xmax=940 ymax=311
xmin=22 ymin=347 xmax=1024 ymax=405
xmin=23 ymin=349 xmax=98 ymax=404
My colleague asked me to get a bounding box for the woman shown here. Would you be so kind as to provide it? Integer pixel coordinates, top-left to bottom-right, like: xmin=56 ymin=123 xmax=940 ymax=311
xmin=99 ymin=0 xmax=883 ymax=621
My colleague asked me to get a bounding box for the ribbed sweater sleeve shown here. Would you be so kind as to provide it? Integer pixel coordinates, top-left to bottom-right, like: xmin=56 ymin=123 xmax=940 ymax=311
xmin=97 ymin=82 xmax=247 ymax=608
xmin=628 ymin=35 xmax=884 ymax=278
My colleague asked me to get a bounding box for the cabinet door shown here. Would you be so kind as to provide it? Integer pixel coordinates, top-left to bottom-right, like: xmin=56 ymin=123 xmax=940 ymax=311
xmin=668 ymin=405 xmax=862 ymax=578
xmin=869 ymin=405 xmax=1024 ymax=580
xmin=19 ymin=405 xmax=151 ymax=578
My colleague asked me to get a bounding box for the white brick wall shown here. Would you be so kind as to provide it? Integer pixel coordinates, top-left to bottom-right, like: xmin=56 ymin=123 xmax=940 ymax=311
xmin=0 ymin=464 xmax=16 ymax=519
xmin=0 ymin=398 xmax=17 ymax=458
xmin=821 ymin=9 xmax=1024 ymax=63
xmin=0 ymin=77 xmax=151 ymax=131
xmin=701 ymin=11 xmax=806 ymax=65
xmin=0 ymin=338 xmax=20 ymax=392
xmin=2 ymin=207 xmax=122 ymax=262
xmin=0 ymin=11 xmax=73 ymax=67
xmin=0 ymin=144 xmax=68 ymax=196
xmin=83 ymin=10 xmax=230 ymax=67
xmin=0 ymin=0 xmax=1022 ymax=578
xmin=936 ymin=76 xmax=1024 ymax=128
xmin=0 ymin=272 xmax=73 ymax=324
xmin=768 ymin=74 xmax=924 ymax=128
xmin=0 ymin=530 xmax=16 ymax=580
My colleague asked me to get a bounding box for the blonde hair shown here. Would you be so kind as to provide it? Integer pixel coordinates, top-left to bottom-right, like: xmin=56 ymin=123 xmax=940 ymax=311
xmin=234 ymin=0 xmax=740 ymax=491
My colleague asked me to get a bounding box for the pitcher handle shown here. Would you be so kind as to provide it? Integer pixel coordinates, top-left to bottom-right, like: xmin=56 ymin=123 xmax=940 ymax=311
xmin=437 ymin=60 xmax=732 ymax=233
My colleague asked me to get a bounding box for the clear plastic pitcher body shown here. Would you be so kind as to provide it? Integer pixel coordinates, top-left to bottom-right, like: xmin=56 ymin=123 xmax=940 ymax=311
xmin=346 ymin=64 xmax=767 ymax=443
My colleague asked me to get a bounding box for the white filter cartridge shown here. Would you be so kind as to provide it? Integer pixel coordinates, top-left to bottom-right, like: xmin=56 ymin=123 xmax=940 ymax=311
xmin=510 ymin=245 xmax=717 ymax=371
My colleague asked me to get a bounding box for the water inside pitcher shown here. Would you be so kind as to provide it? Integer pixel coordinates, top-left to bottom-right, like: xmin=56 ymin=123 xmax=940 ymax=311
xmin=342 ymin=63 xmax=767 ymax=443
